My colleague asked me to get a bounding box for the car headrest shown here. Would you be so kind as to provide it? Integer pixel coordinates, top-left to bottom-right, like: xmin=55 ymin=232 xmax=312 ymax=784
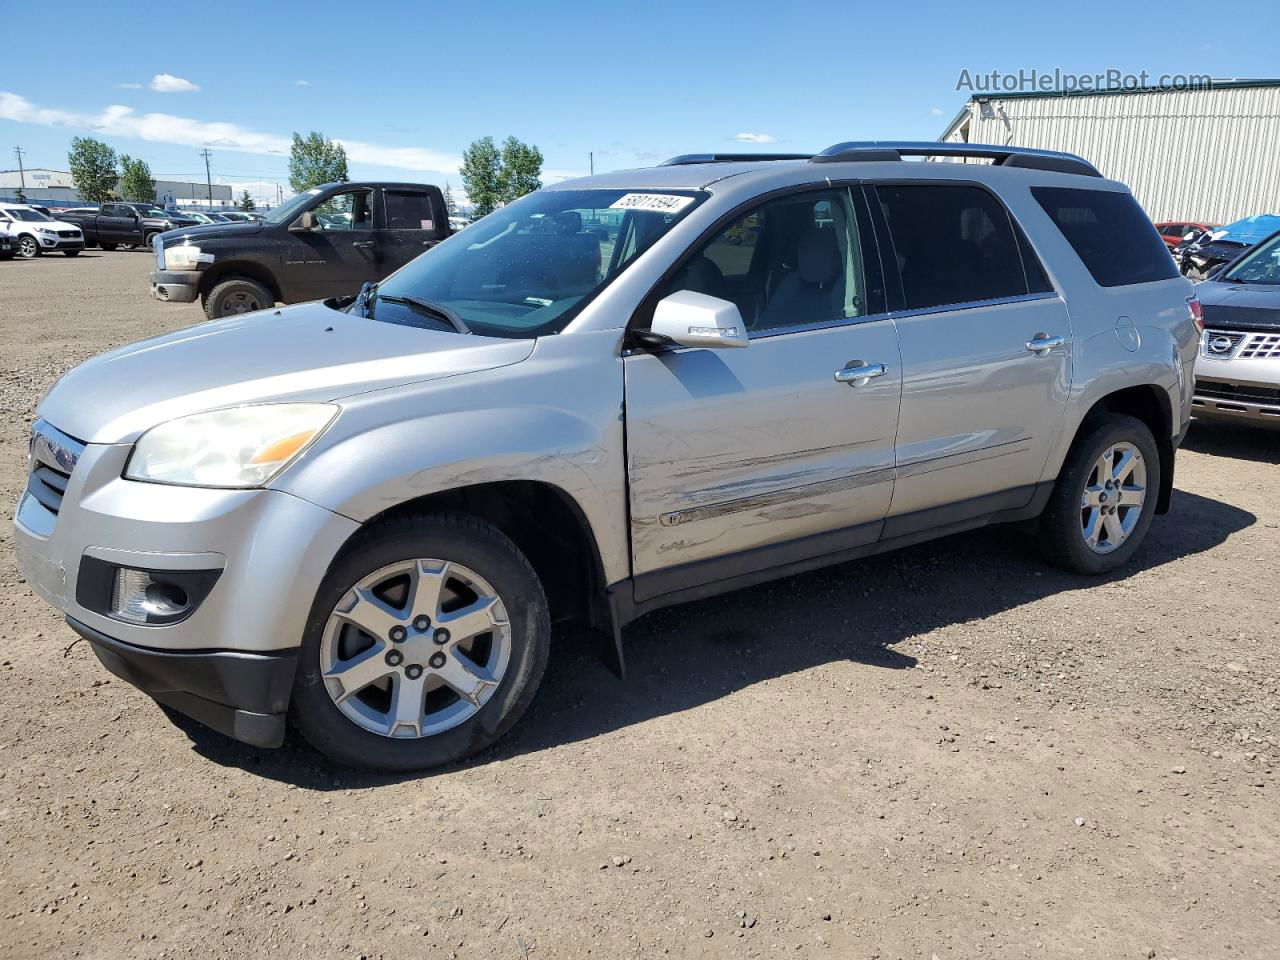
xmin=798 ymin=228 xmax=840 ymax=285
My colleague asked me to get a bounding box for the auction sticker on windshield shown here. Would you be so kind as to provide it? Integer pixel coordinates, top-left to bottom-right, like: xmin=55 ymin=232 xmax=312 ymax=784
xmin=609 ymin=193 xmax=695 ymax=214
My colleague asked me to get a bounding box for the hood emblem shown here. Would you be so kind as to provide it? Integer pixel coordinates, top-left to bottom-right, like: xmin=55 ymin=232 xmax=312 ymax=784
xmin=1209 ymin=336 xmax=1234 ymax=354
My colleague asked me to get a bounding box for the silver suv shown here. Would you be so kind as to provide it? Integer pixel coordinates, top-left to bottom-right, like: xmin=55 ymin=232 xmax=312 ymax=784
xmin=14 ymin=142 xmax=1199 ymax=770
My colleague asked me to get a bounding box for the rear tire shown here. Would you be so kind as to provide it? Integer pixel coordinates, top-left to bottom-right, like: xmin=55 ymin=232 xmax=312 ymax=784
xmin=291 ymin=513 xmax=550 ymax=771
xmin=203 ymin=278 xmax=273 ymax=319
xmin=1037 ymin=414 xmax=1160 ymax=575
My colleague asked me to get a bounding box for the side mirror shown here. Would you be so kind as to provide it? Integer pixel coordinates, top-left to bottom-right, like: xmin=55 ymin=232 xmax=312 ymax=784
xmin=647 ymin=290 xmax=748 ymax=349
xmin=291 ymin=210 xmax=316 ymax=231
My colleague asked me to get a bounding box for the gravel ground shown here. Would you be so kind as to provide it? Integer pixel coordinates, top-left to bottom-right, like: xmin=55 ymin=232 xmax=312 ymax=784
xmin=1 ymin=251 xmax=1278 ymax=960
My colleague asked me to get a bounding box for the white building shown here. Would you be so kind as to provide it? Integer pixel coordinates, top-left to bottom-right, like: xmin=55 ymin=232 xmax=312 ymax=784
xmin=0 ymin=168 xmax=234 ymax=207
xmin=939 ymin=79 xmax=1280 ymax=225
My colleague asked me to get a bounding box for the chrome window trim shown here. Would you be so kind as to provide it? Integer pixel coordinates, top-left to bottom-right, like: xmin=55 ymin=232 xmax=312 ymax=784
xmin=747 ymin=310 xmax=894 ymax=340
xmin=888 ymin=291 xmax=1060 ymax=322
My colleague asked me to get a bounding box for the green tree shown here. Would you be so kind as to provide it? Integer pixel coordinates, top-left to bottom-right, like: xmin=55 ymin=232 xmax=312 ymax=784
xmin=443 ymin=182 xmax=459 ymax=217
xmin=460 ymin=136 xmax=502 ymax=217
xmin=497 ymin=136 xmax=543 ymax=205
xmin=239 ymin=189 xmax=256 ymax=212
xmin=13 ymin=186 xmax=26 ymax=203
xmin=118 ymin=154 xmax=156 ymax=202
xmin=288 ymin=131 xmax=349 ymax=192
xmin=67 ymin=136 xmax=119 ymax=204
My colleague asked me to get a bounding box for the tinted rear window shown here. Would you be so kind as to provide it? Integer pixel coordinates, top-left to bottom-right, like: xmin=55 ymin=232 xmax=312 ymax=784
xmin=1032 ymin=187 xmax=1177 ymax=287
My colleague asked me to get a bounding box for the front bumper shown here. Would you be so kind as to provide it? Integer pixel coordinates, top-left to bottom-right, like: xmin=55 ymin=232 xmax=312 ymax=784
xmin=1193 ymin=336 xmax=1280 ymax=426
xmin=39 ymin=236 xmax=84 ymax=251
xmin=70 ymin=618 xmax=296 ymax=747
xmin=14 ymin=432 xmax=360 ymax=744
xmin=149 ymin=270 xmax=201 ymax=303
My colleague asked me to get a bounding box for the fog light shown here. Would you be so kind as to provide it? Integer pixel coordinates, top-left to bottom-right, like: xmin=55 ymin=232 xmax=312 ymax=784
xmin=112 ymin=569 xmax=190 ymax=624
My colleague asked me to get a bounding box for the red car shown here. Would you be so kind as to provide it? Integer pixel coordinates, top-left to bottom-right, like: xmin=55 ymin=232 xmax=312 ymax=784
xmin=1155 ymin=220 xmax=1215 ymax=249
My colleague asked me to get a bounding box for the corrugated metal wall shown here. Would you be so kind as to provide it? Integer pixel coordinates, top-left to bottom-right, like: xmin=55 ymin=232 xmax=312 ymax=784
xmin=941 ymin=85 xmax=1280 ymax=224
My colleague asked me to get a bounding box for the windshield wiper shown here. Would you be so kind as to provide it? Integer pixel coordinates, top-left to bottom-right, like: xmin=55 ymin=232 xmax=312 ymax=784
xmin=376 ymin=294 xmax=471 ymax=334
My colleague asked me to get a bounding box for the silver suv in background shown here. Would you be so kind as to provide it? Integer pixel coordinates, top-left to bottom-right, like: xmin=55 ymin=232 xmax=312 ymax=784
xmin=1190 ymin=228 xmax=1280 ymax=426
xmin=14 ymin=142 xmax=1199 ymax=771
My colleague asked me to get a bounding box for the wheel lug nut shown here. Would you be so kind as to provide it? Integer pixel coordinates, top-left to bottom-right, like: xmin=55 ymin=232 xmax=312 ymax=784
xmin=433 ymin=628 xmax=450 ymax=645
xmin=428 ymin=651 xmax=446 ymax=669
xmin=385 ymin=649 xmax=404 ymax=667
xmin=404 ymin=663 xmax=424 ymax=680
xmin=413 ymin=615 xmax=431 ymax=632
xmin=389 ymin=625 xmax=407 ymax=643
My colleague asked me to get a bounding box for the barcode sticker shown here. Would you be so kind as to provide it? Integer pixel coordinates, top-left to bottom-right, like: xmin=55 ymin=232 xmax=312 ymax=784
xmin=608 ymin=193 xmax=694 ymax=214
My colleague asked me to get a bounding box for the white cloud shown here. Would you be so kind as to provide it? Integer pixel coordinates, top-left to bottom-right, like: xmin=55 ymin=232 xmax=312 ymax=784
xmin=930 ymin=107 xmax=944 ymax=116
xmin=117 ymin=82 xmax=143 ymax=90
xmin=734 ymin=132 xmax=777 ymax=144
xmin=295 ymin=79 xmax=310 ymax=86
xmin=150 ymin=74 xmax=200 ymax=93
xmin=0 ymin=91 xmax=461 ymax=175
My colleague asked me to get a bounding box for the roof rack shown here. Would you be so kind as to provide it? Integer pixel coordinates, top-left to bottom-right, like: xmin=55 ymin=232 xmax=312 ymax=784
xmin=659 ymin=152 xmax=811 ymax=166
xmin=809 ymin=141 xmax=1101 ymax=178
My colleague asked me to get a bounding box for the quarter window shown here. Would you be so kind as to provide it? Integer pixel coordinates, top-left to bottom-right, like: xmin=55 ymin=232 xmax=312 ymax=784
xmin=1032 ymin=187 xmax=1178 ymax=287
xmin=877 ymin=184 xmax=1027 ymax=310
xmin=663 ymin=188 xmax=868 ymax=334
xmin=385 ymin=191 xmax=435 ymax=231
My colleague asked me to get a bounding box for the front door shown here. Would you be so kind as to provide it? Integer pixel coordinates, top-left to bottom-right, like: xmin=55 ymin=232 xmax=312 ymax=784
xmin=871 ymin=182 xmax=1072 ymax=531
xmin=282 ymin=187 xmax=381 ymax=300
xmin=624 ymin=186 xmax=902 ymax=601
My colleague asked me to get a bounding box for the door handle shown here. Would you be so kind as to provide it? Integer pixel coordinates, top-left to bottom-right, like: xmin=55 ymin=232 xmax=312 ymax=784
xmin=834 ymin=362 xmax=887 ymax=385
xmin=352 ymin=240 xmax=375 ymax=249
xmin=1025 ymin=334 xmax=1065 ymax=356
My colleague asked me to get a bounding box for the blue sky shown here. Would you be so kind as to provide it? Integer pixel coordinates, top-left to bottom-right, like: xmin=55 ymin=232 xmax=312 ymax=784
xmin=1 ymin=0 xmax=1274 ymax=204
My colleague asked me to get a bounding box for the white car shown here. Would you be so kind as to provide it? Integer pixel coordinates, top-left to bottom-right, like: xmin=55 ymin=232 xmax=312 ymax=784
xmin=0 ymin=202 xmax=85 ymax=258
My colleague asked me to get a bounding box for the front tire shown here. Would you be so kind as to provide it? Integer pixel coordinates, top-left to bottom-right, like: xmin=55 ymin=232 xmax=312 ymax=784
xmin=144 ymin=232 xmax=160 ymax=249
xmin=291 ymin=514 xmax=550 ymax=771
xmin=63 ymin=249 xmax=80 ymax=257
xmin=16 ymin=234 xmax=39 ymax=258
xmin=203 ymin=278 xmax=273 ymax=319
xmin=1037 ymin=414 xmax=1161 ymax=575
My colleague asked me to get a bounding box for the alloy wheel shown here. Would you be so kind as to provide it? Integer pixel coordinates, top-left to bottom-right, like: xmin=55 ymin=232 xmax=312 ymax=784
xmin=18 ymin=235 xmax=38 ymax=258
xmin=319 ymin=558 xmax=512 ymax=739
xmin=1080 ymin=441 xmax=1147 ymax=554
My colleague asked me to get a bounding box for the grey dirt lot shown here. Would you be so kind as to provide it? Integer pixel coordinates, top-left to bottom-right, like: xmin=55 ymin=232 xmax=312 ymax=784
xmin=0 ymin=251 xmax=1278 ymax=960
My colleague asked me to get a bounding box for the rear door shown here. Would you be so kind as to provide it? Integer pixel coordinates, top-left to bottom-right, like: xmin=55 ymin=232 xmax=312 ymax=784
xmin=871 ymin=182 xmax=1072 ymax=532
xmin=284 ymin=187 xmax=380 ymax=299
xmin=624 ymin=185 xmax=902 ymax=599
xmin=381 ymin=188 xmax=447 ymax=273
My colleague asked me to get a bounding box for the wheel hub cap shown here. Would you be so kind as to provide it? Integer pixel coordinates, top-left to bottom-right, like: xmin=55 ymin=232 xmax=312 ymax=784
xmin=319 ymin=558 xmax=511 ymax=739
xmin=1079 ymin=441 xmax=1147 ymax=554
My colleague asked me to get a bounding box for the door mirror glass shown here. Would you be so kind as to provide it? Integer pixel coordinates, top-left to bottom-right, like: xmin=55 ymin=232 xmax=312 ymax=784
xmin=292 ymin=210 xmax=316 ymax=231
xmin=650 ymin=290 xmax=748 ymax=349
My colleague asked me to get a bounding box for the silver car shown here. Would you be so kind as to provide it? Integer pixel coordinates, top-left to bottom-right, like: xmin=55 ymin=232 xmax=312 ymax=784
xmin=1191 ymin=229 xmax=1280 ymax=426
xmin=14 ymin=142 xmax=1199 ymax=770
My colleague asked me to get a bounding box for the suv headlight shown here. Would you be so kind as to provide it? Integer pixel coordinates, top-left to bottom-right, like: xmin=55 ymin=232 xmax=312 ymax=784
xmin=35 ymin=227 xmax=56 ymax=236
xmin=124 ymin=403 xmax=338 ymax=488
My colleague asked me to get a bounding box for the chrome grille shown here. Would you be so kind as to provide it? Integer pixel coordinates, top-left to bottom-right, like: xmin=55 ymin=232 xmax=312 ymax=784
xmin=26 ymin=420 xmax=85 ymax=518
xmin=57 ymin=230 xmax=80 ymax=239
xmin=1239 ymin=332 xmax=1280 ymax=360
xmin=1201 ymin=330 xmax=1247 ymax=358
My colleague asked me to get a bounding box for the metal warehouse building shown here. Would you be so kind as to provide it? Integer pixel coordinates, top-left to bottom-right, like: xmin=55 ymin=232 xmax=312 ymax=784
xmin=939 ymin=79 xmax=1280 ymax=225
xmin=0 ymin=168 xmax=233 ymax=207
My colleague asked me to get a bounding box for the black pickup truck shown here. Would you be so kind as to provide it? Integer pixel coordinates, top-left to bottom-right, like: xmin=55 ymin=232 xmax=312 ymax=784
xmin=148 ymin=181 xmax=451 ymax=318
xmin=59 ymin=203 xmax=200 ymax=251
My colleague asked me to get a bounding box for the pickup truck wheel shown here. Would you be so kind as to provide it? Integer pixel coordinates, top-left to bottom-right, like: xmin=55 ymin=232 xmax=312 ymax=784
xmin=16 ymin=234 xmax=40 ymax=258
xmin=63 ymin=249 xmax=81 ymax=257
xmin=203 ymin=278 xmax=273 ymax=319
xmin=291 ymin=514 xmax=550 ymax=771
xmin=144 ymin=232 xmax=160 ymax=249
xmin=1037 ymin=414 xmax=1160 ymax=575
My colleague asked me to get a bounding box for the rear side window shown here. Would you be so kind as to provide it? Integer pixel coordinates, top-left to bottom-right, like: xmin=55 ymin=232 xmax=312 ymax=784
xmin=385 ymin=191 xmax=435 ymax=231
xmin=1032 ymin=187 xmax=1177 ymax=287
xmin=877 ymin=184 xmax=1028 ymax=310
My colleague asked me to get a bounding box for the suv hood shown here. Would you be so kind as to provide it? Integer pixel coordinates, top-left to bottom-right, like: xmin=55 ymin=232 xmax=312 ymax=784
xmin=39 ymin=302 xmax=534 ymax=444
xmin=1197 ymin=280 xmax=1280 ymax=332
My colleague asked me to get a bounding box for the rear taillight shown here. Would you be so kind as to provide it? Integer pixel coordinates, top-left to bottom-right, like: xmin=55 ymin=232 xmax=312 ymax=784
xmin=1187 ymin=296 xmax=1204 ymax=334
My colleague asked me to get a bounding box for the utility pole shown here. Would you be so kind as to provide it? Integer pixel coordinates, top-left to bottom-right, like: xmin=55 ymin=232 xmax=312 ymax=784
xmin=14 ymin=145 xmax=26 ymax=194
xmin=589 ymin=151 xmax=594 ymax=175
xmin=200 ymin=148 xmax=213 ymax=204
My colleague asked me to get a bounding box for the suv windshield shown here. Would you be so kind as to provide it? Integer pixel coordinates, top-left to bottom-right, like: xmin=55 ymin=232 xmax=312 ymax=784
xmin=7 ymin=208 xmax=52 ymax=222
xmin=1224 ymin=232 xmax=1280 ymax=284
xmin=372 ymin=188 xmax=706 ymax=338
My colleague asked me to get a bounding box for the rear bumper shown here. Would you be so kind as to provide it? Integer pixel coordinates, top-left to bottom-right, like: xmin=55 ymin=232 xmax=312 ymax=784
xmin=69 ymin=617 xmax=296 ymax=747
xmin=149 ymin=270 xmax=201 ymax=303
